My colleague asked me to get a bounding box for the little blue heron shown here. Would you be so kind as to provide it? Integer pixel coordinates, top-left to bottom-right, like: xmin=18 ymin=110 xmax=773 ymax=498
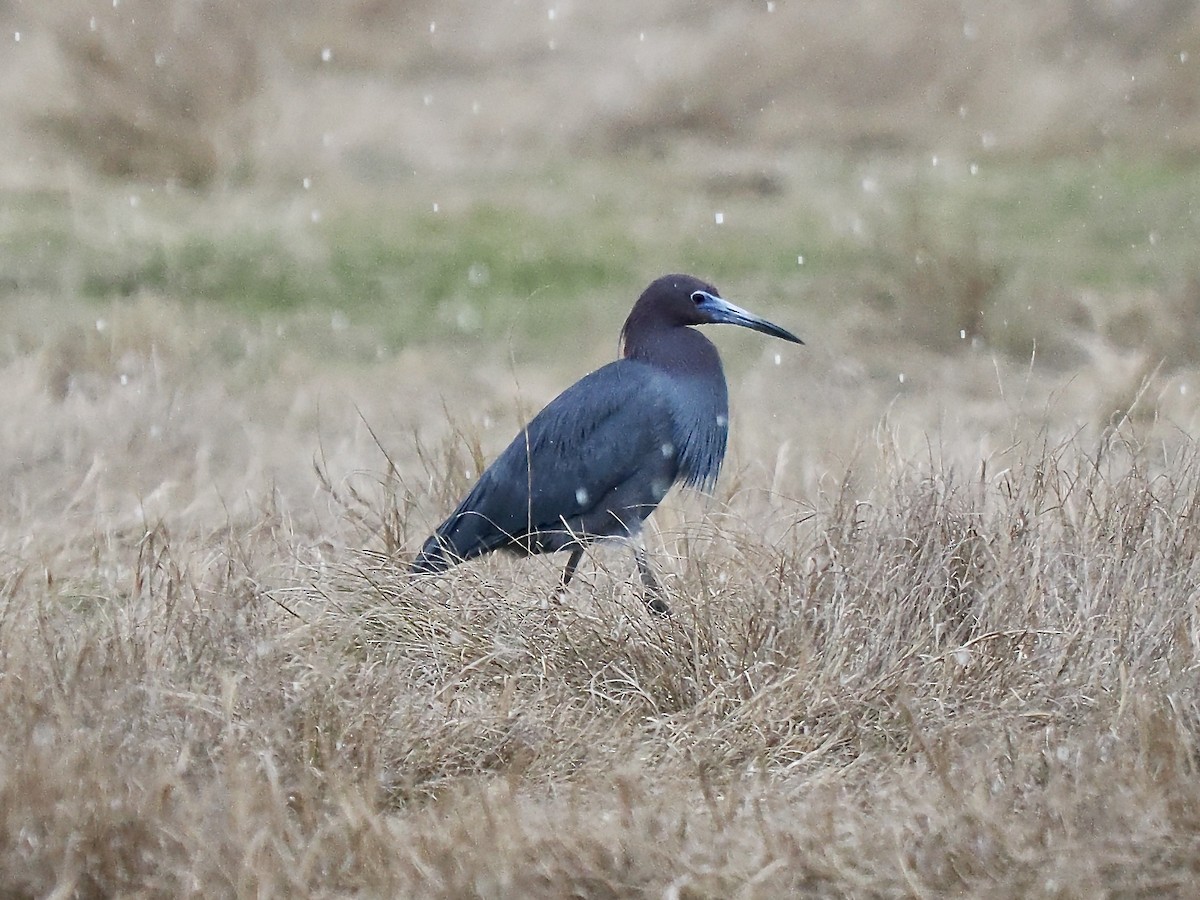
xmin=411 ymin=274 xmax=803 ymax=615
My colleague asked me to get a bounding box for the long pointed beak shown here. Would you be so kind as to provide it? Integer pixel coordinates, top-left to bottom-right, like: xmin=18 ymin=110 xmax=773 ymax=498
xmin=694 ymin=292 xmax=804 ymax=345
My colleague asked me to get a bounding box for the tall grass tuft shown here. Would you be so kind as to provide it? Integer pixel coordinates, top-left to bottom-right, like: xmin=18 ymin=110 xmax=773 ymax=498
xmin=38 ymin=0 xmax=263 ymax=186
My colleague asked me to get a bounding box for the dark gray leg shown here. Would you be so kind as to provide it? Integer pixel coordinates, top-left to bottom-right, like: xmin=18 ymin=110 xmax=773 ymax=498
xmin=634 ymin=545 xmax=671 ymax=617
xmin=558 ymin=547 xmax=585 ymax=593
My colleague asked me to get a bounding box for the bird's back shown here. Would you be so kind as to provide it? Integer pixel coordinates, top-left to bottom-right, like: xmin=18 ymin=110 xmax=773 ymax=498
xmin=412 ymin=360 xmax=685 ymax=572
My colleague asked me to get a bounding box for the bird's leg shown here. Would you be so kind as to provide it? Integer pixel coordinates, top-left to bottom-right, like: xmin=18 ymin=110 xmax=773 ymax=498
xmin=634 ymin=544 xmax=671 ymax=617
xmin=556 ymin=547 xmax=585 ymax=595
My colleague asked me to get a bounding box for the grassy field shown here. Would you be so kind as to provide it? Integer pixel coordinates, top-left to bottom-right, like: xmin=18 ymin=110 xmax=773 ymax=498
xmin=4 ymin=1 xmax=1200 ymax=896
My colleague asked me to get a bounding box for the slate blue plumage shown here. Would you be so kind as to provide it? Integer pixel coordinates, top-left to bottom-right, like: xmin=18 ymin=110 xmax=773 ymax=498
xmin=411 ymin=274 xmax=803 ymax=614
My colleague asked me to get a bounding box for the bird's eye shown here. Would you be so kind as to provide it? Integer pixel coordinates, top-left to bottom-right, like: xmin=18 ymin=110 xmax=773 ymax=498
xmin=690 ymin=291 xmax=706 ymax=306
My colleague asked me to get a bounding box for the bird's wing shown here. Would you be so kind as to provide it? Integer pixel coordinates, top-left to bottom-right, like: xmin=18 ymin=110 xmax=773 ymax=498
xmin=430 ymin=361 xmax=678 ymax=561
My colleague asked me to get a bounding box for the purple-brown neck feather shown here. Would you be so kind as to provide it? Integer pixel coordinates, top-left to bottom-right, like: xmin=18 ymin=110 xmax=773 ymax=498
xmin=618 ymin=274 xmax=730 ymax=491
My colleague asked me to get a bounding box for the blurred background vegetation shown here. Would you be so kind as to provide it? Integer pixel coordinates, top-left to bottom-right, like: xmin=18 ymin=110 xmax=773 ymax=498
xmin=2 ymin=0 xmax=1200 ymax=379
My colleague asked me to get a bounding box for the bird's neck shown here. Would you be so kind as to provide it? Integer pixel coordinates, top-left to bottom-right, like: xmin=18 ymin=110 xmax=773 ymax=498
xmin=621 ymin=323 xmax=722 ymax=377
xmin=622 ymin=323 xmax=730 ymax=493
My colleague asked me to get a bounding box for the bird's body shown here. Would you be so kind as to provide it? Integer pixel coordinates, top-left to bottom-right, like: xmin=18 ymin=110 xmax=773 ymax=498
xmin=411 ymin=274 xmax=802 ymax=614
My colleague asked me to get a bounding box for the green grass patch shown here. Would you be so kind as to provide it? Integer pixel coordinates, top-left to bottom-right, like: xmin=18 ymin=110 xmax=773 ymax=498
xmin=2 ymin=153 xmax=1199 ymax=362
xmin=321 ymin=202 xmax=640 ymax=348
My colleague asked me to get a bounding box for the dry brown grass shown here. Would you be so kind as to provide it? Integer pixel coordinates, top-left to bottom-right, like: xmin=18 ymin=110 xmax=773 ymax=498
xmin=8 ymin=0 xmax=1200 ymax=187
xmin=32 ymin=0 xmax=263 ymax=187
xmin=3 ymin=292 xmax=1200 ymax=895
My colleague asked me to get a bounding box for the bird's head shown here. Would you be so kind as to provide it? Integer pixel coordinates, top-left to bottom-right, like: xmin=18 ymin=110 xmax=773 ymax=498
xmin=624 ymin=274 xmax=804 ymax=348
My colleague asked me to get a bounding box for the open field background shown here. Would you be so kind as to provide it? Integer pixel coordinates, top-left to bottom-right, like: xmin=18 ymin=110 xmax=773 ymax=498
xmin=4 ymin=0 xmax=1200 ymax=895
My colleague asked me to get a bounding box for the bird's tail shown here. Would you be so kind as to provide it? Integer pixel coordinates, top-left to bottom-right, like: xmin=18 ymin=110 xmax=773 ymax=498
xmin=410 ymin=535 xmax=457 ymax=575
